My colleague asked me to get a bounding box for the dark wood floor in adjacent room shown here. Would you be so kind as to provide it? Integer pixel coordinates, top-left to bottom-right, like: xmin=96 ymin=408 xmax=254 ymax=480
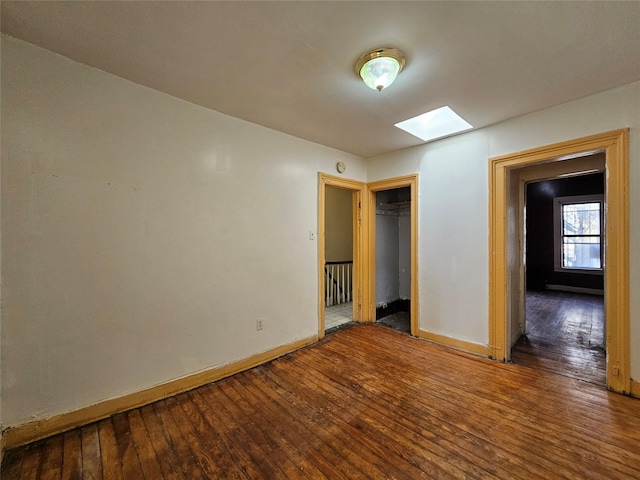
xmin=3 ymin=323 xmax=639 ymax=479
xmin=512 ymin=290 xmax=606 ymax=386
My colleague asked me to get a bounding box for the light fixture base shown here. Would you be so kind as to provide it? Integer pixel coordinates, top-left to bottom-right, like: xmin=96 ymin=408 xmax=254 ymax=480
xmin=355 ymin=48 xmax=406 ymax=91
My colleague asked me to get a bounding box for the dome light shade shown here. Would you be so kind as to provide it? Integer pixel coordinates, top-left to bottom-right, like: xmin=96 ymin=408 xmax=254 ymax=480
xmin=355 ymin=48 xmax=406 ymax=91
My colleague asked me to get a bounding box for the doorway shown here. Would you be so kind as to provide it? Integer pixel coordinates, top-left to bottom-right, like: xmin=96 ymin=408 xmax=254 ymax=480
xmin=489 ymin=129 xmax=630 ymax=394
xmin=513 ymin=166 xmax=606 ymax=384
xmin=374 ymin=187 xmax=412 ymax=334
xmin=318 ymin=173 xmax=418 ymax=338
xmin=324 ymin=185 xmax=355 ymax=331
xmin=318 ymin=174 xmax=367 ymax=339
xmin=367 ymin=175 xmax=419 ymax=336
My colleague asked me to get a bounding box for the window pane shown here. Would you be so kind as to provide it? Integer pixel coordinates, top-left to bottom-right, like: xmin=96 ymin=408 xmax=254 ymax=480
xmin=562 ymin=203 xmax=600 ymax=235
xmin=562 ymin=236 xmax=601 ymax=269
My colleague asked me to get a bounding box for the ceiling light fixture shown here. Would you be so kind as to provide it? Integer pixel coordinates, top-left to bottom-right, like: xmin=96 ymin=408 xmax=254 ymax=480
xmin=355 ymin=48 xmax=406 ymax=92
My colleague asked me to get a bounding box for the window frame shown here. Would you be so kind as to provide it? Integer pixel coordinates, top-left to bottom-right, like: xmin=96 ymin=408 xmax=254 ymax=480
xmin=553 ymin=194 xmax=604 ymax=274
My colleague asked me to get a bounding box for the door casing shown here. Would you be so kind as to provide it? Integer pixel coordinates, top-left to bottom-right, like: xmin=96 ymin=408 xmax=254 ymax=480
xmin=367 ymin=175 xmax=419 ymax=336
xmin=489 ymin=129 xmax=630 ymax=393
xmin=318 ymin=173 xmax=419 ymax=337
xmin=318 ymin=174 xmax=367 ymax=339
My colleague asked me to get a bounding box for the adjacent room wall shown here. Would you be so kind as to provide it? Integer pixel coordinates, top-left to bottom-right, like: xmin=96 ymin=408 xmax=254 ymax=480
xmin=367 ymin=81 xmax=640 ymax=380
xmin=324 ymin=187 xmax=352 ymax=263
xmin=375 ymin=189 xmax=411 ymax=306
xmin=526 ymin=172 xmax=605 ymax=292
xmin=0 ymin=36 xmax=366 ymax=430
xmin=398 ymin=215 xmax=411 ymax=300
xmin=375 ymin=214 xmax=400 ymax=305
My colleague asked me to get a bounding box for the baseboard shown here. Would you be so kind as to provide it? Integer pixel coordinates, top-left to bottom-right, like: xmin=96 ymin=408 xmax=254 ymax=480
xmin=546 ymin=285 xmax=604 ymax=295
xmin=0 ymin=430 xmax=5 ymax=466
xmin=376 ymin=299 xmax=410 ymax=320
xmin=417 ymin=329 xmax=490 ymax=357
xmin=631 ymin=380 xmax=640 ymax=399
xmin=4 ymin=334 xmax=317 ymax=450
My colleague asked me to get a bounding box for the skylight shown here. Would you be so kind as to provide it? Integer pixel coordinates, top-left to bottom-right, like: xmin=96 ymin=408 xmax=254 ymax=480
xmin=395 ymin=106 xmax=472 ymax=143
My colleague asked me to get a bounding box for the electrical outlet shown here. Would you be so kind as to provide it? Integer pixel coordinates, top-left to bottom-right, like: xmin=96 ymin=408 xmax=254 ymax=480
xmin=256 ymin=319 xmax=264 ymax=331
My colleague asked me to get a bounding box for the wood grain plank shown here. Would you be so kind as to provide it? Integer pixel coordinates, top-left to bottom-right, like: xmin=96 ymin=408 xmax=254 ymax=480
xmin=38 ymin=435 xmax=63 ymax=480
xmin=211 ymin=381 xmax=300 ymax=479
xmin=332 ymin=326 xmax=636 ymax=475
xmin=18 ymin=442 xmax=43 ymax=480
xmin=515 ymin=291 xmax=606 ymax=386
xmin=281 ymin=347 xmax=504 ymax=479
xmin=176 ymin=390 xmax=248 ymax=480
xmin=248 ymin=364 xmax=387 ymax=479
xmin=152 ymin=400 xmax=205 ymax=479
xmin=1 ymin=447 xmax=26 ymax=480
xmin=224 ymin=374 xmax=330 ymax=479
xmin=61 ymin=430 xmax=82 ymax=480
xmin=274 ymin=348 xmax=470 ymax=477
xmin=96 ymin=419 xmax=123 ymax=480
xmin=239 ymin=367 xmax=357 ymax=479
xmin=110 ymin=414 xmax=144 ymax=479
xmin=189 ymin=388 xmax=265 ymax=479
xmin=138 ymin=405 xmax=185 ymax=480
xmin=126 ymin=409 xmax=163 ymax=480
xmin=6 ymin=323 xmax=640 ymax=480
xmin=80 ymin=425 xmax=103 ymax=480
xmin=165 ymin=394 xmax=240 ymax=479
xmin=266 ymin=354 xmax=455 ymax=479
xmin=283 ymin=348 xmax=536 ymax=479
xmin=327 ymin=326 xmax=640 ymax=478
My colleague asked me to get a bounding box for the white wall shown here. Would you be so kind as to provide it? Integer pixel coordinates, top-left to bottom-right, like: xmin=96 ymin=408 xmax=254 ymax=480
xmin=2 ymin=34 xmax=639 ymax=432
xmin=0 ymin=36 xmax=366 ymax=428
xmin=368 ymin=81 xmax=640 ymax=378
xmin=369 ymin=131 xmax=489 ymax=343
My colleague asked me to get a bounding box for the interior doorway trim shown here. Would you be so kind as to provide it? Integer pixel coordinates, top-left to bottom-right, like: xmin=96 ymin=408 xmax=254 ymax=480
xmin=488 ymin=129 xmax=630 ymax=394
xmin=367 ymin=175 xmax=419 ymax=336
xmin=318 ymin=173 xmax=368 ymax=339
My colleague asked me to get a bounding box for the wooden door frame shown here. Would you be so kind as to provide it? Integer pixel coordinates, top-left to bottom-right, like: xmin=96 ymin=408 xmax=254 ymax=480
xmin=367 ymin=175 xmax=419 ymax=336
xmin=318 ymin=174 xmax=368 ymax=339
xmin=488 ymin=129 xmax=630 ymax=394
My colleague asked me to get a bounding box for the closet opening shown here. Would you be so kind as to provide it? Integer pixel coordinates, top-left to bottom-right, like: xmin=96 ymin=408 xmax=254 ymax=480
xmin=374 ymin=187 xmax=411 ymax=334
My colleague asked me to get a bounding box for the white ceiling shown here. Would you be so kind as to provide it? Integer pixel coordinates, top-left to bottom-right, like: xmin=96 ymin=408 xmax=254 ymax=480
xmin=2 ymin=1 xmax=639 ymax=158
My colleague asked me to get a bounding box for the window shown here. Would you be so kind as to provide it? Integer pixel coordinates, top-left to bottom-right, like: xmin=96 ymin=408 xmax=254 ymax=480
xmin=554 ymin=195 xmax=604 ymax=272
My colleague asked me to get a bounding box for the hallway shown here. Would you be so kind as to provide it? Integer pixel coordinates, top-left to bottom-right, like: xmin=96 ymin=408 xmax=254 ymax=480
xmin=324 ymin=302 xmax=353 ymax=331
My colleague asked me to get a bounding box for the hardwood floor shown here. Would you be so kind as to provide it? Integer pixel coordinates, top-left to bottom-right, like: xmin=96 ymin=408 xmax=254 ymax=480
xmin=3 ymin=324 xmax=640 ymax=479
xmin=512 ymin=290 xmax=606 ymax=386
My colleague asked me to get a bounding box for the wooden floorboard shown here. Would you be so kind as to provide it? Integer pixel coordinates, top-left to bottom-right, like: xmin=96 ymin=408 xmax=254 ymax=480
xmin=3 ymin=324 xmax=640 ymax=479
xmin=512 ymin=290 xmax=606 ymax=386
